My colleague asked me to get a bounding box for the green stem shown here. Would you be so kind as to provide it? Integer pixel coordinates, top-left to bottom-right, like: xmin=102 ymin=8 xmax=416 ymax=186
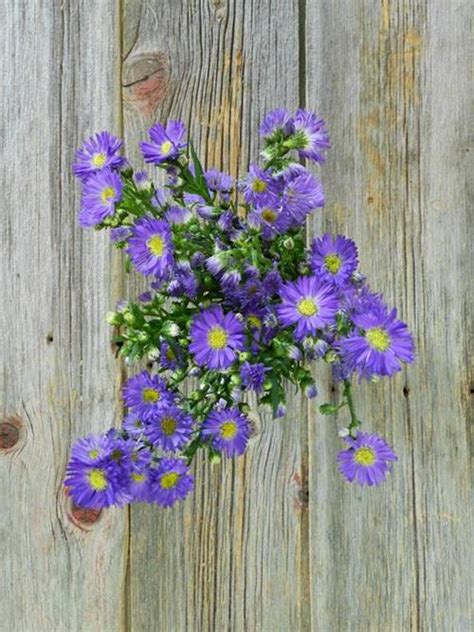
xmin=343 ymin=379 xmax=361 ymax=437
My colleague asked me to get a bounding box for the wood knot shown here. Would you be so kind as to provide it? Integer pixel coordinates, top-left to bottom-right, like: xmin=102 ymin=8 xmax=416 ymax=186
xmin=290 ymin=470 xmax=309 ymax=511
xmin=70 ymin=503 xmax=102 ymax=527
xmin=122 ymin=53 xmax=170 ymax=116
xmin=0 ymin=417 xmax=22 ymax=451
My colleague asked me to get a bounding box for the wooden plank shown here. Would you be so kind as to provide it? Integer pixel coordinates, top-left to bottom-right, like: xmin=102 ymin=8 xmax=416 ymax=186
xmin=122 ymin=1 xmax=311 ymax=630
xmin=0 ymin=2 xmax=128 ymax=631
xmin=306 ymin=1 xmax=473 ymax=630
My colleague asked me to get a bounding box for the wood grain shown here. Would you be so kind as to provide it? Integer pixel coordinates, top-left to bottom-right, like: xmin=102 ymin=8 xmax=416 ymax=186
xmin=122 ymin=1 xmax=311 ymax=630
xmin=306 ymin=1 xmax=473 ymax=630
xmin=1 ymin=1 xmax=472 ymax=630
xmin=0 ymin=2 xmax=127 ymax=631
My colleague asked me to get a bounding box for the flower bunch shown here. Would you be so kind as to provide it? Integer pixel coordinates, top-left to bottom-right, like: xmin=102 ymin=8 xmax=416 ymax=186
xmin=65 ymin=108 xmax=414 ymax=510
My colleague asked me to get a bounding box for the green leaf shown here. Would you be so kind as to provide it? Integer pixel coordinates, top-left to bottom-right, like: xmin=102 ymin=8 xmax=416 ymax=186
xmin=270 ymin=374 xmax=281 ymax=418
xmin=189 ymin=142 xmax=211 ymax=203
xmin=319 ymin=403 xmax=340 ymax=415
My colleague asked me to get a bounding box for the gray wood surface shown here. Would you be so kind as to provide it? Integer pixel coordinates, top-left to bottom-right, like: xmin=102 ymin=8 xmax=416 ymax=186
xmin=0 ymin=2 xmax=128 ymax=631
xmin=1 ymin=1 xmax=472 ymax=631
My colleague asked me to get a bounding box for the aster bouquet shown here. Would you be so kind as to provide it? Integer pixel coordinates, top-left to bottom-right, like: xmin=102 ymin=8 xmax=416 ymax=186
xmin=65 ymin=108 xmax=414 ymax=510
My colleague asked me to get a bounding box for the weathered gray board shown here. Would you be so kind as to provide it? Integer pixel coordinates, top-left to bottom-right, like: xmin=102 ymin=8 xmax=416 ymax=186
xmin=0 ymin=1 xmax=471 ymax=631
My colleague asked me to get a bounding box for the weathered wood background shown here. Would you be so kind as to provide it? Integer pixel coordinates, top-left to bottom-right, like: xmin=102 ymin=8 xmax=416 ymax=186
xmin=1 ymin=1 xmax=472 ymax=630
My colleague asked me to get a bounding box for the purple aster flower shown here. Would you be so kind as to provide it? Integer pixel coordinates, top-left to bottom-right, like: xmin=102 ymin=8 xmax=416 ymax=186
xmin=248 ymin=203 xmax=292 ymax=240
xmin=305 ymin=383 xmax=318 ymax=399
xmin=282 ymin=172 xmax=325 ymax=225
xmin=110 ymin=226 xmax=132 ymax=244
xmin=262 ymin=268 xmax=283 ymax=296
xmin=127 ymin=462 xmax=154 ymax=503
xmin=64 ymin=434 xmax=129 ymax=509
xmin=277 ymin=276 xmax=339 ymax=339
xmin=79 ymin=168 xmax=123 ymax=228
xmin=241 ymin=163 xmax=279 ymax=206
xmin=292 ymin=109 xmax=330 ymax=163
xmin=337 ymin=432 xmax=398 ymax=486
xmin=140 ymin=120 xmax=187 ymax=164
xmin=68 ymin=434 xmax=112 ymax=466
xmin=127 ymin=216 xmax=174 ymax=277
xmin=149 ymin=458 xmax=194 ymax=507
xmin=205 ymin=168 xmax=233 ymax=193
xmin=133 ymin=170 xmax=152 ymax=190
xmin=159 ymin=341 xmax=183 ymax=371
xmin=287 ymin=344 xmax=303 ymax=361
xmin=260 ymin=107 xmax=294 ymax=137
xmin=123 ymin=411 xmax=146 ymax=438
xmin=310 ymin=234 xmax=358 ymax=287
xmin=145 ymin=404 xmax=194 ymax=452
xmin=189 ymin=306 xmax=245 ymax=370
xmin=240 ymin=362 xmax=269 ymax=393
xmin=340 ymin=306 xmax=415 ymax=379
xmin=73 ymin=131 xmax=125 ymax=182
xmin=201 ymin=408 xmax=251 ymax=457
xmin=217 ymin=210 xmax=235 ymax=232
xmin=165 ymin=205 xmax=192 ymax=225
xmin=122 ymin=370 xmax=175 ymax=420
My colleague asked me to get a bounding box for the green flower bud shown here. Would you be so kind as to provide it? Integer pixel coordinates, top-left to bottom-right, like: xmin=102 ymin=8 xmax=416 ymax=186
xmin=123 ymin=311 xmax=136 ymax=326
xmin=283 ymin=237 xmax=294 ymax=250
xmin=105 ymin=311 xmax=124 ymax=326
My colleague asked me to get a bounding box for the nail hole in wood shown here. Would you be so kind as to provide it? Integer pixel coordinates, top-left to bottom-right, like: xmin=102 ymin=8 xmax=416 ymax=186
xmin=46 ymin=333 xmax=54 ymax=344
xmin=403 ymin=386 xmax=410 ymax=397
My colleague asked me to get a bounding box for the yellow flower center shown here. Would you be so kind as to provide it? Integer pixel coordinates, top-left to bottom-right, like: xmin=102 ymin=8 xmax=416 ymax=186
xmin=220 ymin=420 xmax=238 ymax=440
xmin=354 ymin=446 xmax=376 ymax=466
xmin=161 ymin=417 xmax=177 ymax=436
xmin=251 ymin=178 xmax=267 ymax=193
xmin=91 ymin=152 xmax=106 ymax=168
xmin=297 ymin=298 xmax=318 ymax=317
xmin=142 ymin=387 xmax=160 ymax=403
xmin=100 ymin=186 xmax=115 ymax=204
xmin=207 ymin=326 xmax=228 ymax=350
xmin=161 ymin=472 xmax=179 ymax=489
xmin=324 ymin=253 xmax=342 ymax=274
xmin=366 ymin=327 xmax=390 ymax=352
xmin=88 ymin=449 xmax=100 ymax=459
xmin=88 ymin=468 xmax=108 ymax=491
xmin=147 ymin=235 xmax=165 ymax=257
xmin=247 ymin=314 xmax=262 ymax=329
xmin=160 ymin=140 xmax=173 ymax=155
xmin=261 ymin=208 xmax=277 ymax=222
xmin=131 ymin=472 xmax=146 ymax=483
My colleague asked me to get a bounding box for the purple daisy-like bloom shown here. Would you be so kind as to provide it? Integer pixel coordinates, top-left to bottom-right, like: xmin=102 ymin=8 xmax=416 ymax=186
xmin=140 ymin=120 xmax=187 ymax=164
xmin=282 ymin=172 xmax=325 ymax=225
xmin=79 ymin=168 xmax=123 ymax=228
xmin=110 ymin=226 xmax=132 ymax=244
xmin=123 ymin=370 xmax=175 ymax=420
xmin=205 ymin=168 xmax=233 ymax=193
xmin=127 ymin=216 xmax=174 ymax=277
xmin=127 ymin=462 xmax=154 ymax=503
xmin=248 ymin=203 xmax=292 ymax=240
xmin=340 ymin=306 xmax=415 ymax=379
xmin=240 ymin=362 xmax=270 ymax=393
xmin=260 ymin=107 xmax=294 ymax=137
xmin=292 ymin=109 xmax=330 ymax=163
xmin=64 ymin=452 xmax=127 ymax=509
xmin=73 ymin=131 xmax=125 ymax=182
xmin=189 ymin=306 xmax=245 ymax=370
xmin=69 ymin=434 xmax=112 ymax=465
xmin=310 ymin=234 xmax=359 ymax=287
xmin=337 ymin=432 xmax=398 ymax=486
xmin=159 ymin=341 xmax=183 ymax=371
xmin=277 ymin=276 xmax=339 ymax=339
xmin=241 ymin=163 xmax=279 ymax=206
xmin=145 ymin=404 xmax=194 ymax=452
xmin=150 ymin=458 xmax=194 ymax=507
xmin=165 ymin=205 xmax=192 ymax=225
xmin=122 ymin=411 xmax=146 ymax=438
xmin=201 ymin=408 xmax=251 ymax=457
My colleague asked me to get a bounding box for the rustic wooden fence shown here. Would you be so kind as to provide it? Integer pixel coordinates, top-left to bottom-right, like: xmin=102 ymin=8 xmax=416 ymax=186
xmin=1 ymin=1 xmax=471 ymax=630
